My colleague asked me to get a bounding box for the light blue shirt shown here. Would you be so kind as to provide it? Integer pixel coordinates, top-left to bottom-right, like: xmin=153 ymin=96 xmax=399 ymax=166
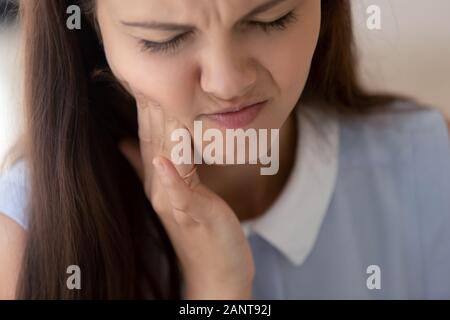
xmin=1 ymin=101 xmax=450 ymax=299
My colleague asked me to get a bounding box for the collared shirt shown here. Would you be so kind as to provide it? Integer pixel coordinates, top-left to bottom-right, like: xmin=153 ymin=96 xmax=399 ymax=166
xmin=241 ymin=101 xmax=450 ymax=299
xmin=241 ymin=104 xmax=339 ymax=267
xmin=1 ymin=100 xmax=450 ymax=299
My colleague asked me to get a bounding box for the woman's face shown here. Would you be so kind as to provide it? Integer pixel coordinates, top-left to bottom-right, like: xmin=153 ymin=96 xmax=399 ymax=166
xmin=96 ymin=0 xmax=321 ymax=134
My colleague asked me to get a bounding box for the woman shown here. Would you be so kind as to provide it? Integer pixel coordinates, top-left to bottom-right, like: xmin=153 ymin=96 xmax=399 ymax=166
xmin=0 ymin=0 xmax=449 ymax=299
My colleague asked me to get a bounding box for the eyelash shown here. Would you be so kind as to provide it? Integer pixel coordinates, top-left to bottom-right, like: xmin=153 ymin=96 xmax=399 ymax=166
xmin=248 ymin=10 xmax=298 ymax=32
xmin=139 ymin=10 xmax=298 ymax=54
xmin=139 ymin=32 xmax=191 ymax=54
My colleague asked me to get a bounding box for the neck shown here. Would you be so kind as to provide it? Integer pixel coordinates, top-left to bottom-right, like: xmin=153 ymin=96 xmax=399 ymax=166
xmin=198 ymin=112 xmax=298 ymax=222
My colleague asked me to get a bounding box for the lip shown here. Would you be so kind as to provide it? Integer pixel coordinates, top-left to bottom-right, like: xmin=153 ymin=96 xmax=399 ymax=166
xmin=203 ymin=100 xmax=268 ymax=129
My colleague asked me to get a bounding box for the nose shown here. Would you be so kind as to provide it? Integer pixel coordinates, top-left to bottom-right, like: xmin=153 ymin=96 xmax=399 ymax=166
xmin=200 ymin=38 xmax=257 ymax=101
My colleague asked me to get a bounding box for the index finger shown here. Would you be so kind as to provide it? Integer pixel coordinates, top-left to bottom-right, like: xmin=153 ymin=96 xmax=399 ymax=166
xmin=163 ymin=117 xmax=200 ymax=188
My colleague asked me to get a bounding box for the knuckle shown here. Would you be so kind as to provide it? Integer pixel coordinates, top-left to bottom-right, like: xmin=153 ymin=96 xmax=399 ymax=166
xmin=172 ymin=199 xmax=191 ymax=213
xmin=138 ymin=129 xmax=152 ymax=144
xmin=149 ymin=191 xmax=166 ymax=215
xmin=172 ymin=209 xmax=195 ymax=226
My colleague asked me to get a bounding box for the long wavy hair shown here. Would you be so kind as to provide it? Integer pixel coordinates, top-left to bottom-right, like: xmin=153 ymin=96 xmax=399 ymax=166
xmin=16 ymin=0 xmax=397 ymax=299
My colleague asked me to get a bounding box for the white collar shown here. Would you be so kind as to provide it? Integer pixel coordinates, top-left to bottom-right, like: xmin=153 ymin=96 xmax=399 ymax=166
xmin=241 ymin=105 xmax=340 ymax=266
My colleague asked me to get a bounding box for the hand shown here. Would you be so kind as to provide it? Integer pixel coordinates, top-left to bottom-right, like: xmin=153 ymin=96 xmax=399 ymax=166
xmin=119 ymin=91 xmax=255 ymax=300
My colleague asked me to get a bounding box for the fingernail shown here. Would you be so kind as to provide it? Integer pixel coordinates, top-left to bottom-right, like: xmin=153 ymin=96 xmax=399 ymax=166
xmin=152 ymin=158 xmax=165 ymax=173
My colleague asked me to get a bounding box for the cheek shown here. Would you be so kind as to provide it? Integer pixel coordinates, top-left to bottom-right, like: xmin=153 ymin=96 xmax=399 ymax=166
xmin=258 ymin=10 xmax=320 ymax=107
xmin=102 ymin=33 xmax=194 ymax=118
xmin=279 ymin=34 xmax=318 ymax=96
xmin=270 ymin=37 xmax=314 ymax=106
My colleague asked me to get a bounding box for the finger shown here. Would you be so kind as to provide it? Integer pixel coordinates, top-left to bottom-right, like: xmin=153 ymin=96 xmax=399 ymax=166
xmin=163 ymin=116 xmax=200 ymax=188
xmin=135 ymin=94 xmax=152 ymax=144
xmin=134 ymin=94 xmax=159 ymax=183
xmin=149 ymin=102 xmax=165 ymax=152
xmin=153 ymin=156 xmax=210 ymax=224
xmin=118 ymin=138 xmax=144 ymax=181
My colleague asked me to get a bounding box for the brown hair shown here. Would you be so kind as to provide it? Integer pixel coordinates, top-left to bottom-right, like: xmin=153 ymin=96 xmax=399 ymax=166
xmin=16 ymin=0 xmax=398 ymax=299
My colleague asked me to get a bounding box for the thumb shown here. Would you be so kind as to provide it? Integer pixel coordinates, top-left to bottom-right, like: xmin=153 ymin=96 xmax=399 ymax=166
xmin=153 ymin=156 xmax=211 ymax=224
xmin=118 ymin=138 xmax=145 ymax=182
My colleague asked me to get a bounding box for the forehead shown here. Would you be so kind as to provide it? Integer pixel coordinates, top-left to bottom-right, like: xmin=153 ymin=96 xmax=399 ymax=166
xmin=102 ymin=0 xmax=287 ymax=22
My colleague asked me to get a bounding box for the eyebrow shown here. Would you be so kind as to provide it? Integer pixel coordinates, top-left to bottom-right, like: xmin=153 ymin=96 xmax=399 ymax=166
xmin=120 ymin=0 xmax=288 ymax=31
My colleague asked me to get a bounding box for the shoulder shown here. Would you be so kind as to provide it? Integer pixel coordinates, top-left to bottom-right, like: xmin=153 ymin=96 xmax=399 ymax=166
xmin=0 ymin=211 xmax=26 ymax=299
xmin=337 ymin=99 xmax=450 ymax=204
xmin=0 ymin=159 xmax=30 ymax=230
xmin=0 ymin=159 xmax=28 ymax=298
xmin=338 ymin=99 xmax=450 ymax=168
xmin=337 ymin=100 xmax=450 ymax=297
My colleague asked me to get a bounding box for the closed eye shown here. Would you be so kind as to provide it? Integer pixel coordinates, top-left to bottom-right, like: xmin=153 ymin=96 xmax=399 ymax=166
xmin=246 ymin=10 xmax=298 ymax=32
xmin=138 ymin=32 xmax=193 ymax=54
xmin=138 ymin=10 xmax=298 ymax=54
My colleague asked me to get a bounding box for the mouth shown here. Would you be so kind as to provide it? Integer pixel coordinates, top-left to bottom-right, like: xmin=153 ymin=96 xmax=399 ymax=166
xmin=202 ymin=100 xmax=268 ymax=129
